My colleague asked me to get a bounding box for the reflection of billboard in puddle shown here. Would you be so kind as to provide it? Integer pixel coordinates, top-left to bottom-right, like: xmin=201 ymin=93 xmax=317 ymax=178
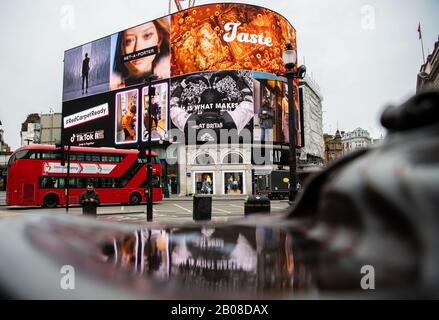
xmin=109 ymin=229 xmax=170 ymax=278
xmin=170 ymin=227 xmax=258 ymax=288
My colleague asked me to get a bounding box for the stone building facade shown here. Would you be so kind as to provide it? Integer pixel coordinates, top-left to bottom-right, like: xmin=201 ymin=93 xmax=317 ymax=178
xmin=417 ymin=36 xmax=439 ymax=92
xmin=298 ymin=74 xmax=324 ymax=166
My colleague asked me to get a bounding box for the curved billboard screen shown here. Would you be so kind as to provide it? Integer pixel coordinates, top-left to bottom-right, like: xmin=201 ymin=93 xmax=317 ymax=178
xmin=170 ymin=3 xmax=296 ymax=76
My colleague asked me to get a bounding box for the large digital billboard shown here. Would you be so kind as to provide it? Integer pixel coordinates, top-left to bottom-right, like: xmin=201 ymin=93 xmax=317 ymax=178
xmin=62 ymin=3 xmax=300 ymax=148
xmin=252 ymin=72 xmax=301 ymax=145
xmin=63 ymin=17 xmax=170 ymax=102
xmin=63 ymin=36 xmax=111 ymax=102
xmin=170 ymin=70 xmax=254 ymax=144
xmin=170 ymin=3 xmax=296 ymax=76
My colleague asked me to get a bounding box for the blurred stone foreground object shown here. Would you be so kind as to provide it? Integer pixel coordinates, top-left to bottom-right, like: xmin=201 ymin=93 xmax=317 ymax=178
xmin=289 ymin=90 xmax=439 ymax=297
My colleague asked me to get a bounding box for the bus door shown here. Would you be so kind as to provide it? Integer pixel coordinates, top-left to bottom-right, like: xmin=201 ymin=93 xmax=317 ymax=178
xmin=20 ymin=177 xmax=36 ymax=205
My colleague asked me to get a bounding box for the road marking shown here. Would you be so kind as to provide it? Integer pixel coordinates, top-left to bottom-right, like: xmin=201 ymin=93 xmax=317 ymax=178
xmin=229 ymin=204 xmax=243 ymax=208
xmin=173 ymin=203 xmax=192 ymax=213
xmin=0 ymin=211 xmax=20 ymax=217
xmin=212 ymin=207 xmax=232 ymax=214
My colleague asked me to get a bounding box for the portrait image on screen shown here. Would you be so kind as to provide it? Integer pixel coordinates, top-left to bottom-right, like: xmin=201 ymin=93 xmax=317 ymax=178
xmin=63 ymin=36 xmax=111 ymax=102
xmin=110 ymin=17 xmax=171 ymax=90
xmin=115 ymin=89 xmax=139 ymax=145
xmin=142 ymin=82 xmax=168 ymax=142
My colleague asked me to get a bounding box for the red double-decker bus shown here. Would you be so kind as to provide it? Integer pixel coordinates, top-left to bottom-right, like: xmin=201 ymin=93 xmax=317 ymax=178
xmin=6 ymin=145 xmax=163 ymax=207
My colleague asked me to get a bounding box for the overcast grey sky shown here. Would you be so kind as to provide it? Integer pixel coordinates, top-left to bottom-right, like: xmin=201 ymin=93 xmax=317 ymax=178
xmin=0 ymin=0 xmax=438 ymax=150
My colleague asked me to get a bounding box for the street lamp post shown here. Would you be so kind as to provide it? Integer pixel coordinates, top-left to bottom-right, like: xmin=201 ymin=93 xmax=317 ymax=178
xmin=146 ymin=75 xmax=158 ymax=221
xmin=65 ymin=144 xmax=71 ymax=212
xmin=159 ymin=137 xmax=170 ymax=198
xmin=58 ymin=143 xmax=71 ymax=212
xmin=282 ymin=42 xmax=306 ymax=203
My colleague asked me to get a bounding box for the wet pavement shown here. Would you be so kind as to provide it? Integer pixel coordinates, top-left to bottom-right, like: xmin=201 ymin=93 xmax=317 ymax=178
xmin=0 ymin=211 xmax=420 ymax=299
xmin=0 ymin=213 xmax=320 ymax=299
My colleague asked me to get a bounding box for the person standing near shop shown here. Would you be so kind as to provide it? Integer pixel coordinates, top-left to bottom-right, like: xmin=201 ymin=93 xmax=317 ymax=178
xmin=80 ymin=183 xmax=100 ymax=216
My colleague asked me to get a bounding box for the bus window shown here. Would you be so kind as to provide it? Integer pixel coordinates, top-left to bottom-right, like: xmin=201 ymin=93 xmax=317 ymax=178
xmin=85 ymin=178 xmax=98 ymax=187
xmin=141 ymin=176 xmax=161 ymax=188
xmin=10 ymin=150 xmax=30 ymax=166
xmin=15 ymin=150 xmax=29 ymax=160
xmin=29 ymin=151 xmax=41 ymax=159
xmin=41 ymin=177 xmax=57 ymax=189
xmin=152 ymin=176 xmax=161 ymax=188
xmin=41 ymin=151 xmax=62 ymax=160
xmin=75 ymin=178 xmax=85 ymax=189
xmin=58 ymin=177 xmax=66 ymax=189
xmin=7 ymin=155 xmax=16 ymax=167
xmin=85 ymin=153 xmax=101 ymax=162
xmin=101 ymin=178 xmax=117 ymax=188
xmin=70 ymin=153 xmax=85 ymax=161
xmin=68 ymin=178 xmax=76 ymax=188
xmin=106 ymin=154 xmax=124 ymax=162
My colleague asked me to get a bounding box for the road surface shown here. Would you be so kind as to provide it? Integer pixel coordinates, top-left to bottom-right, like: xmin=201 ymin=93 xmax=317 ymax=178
xmin=0 ymin=199 xmax=290 ymax=224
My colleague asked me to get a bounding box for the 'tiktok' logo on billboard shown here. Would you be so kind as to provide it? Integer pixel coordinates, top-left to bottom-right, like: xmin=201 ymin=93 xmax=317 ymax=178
xmin=70 ymin=130 xmax=105 ymax=144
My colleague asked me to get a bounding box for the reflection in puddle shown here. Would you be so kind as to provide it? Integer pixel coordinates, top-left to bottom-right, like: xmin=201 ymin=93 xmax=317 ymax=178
xmin=26 ymin=219 xmax=316 ymax=299
xmin=103 ymin=227 xmax=314 ymax=298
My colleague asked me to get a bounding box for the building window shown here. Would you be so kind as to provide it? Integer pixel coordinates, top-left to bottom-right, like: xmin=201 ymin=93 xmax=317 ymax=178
xmin=195 ymin=153 xmax=215 ymax=165
xmin=223 ymin=172 xmax=244 ymax=195
xmin=222 ymin=152 xmax=244 ymax=164
xmin=194 ymin=172 xmax=214 ymax=194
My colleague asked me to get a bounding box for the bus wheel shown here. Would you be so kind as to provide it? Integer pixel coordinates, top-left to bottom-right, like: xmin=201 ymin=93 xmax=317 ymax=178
xmin=129 ymin=193 xmax=142 ymax=205
xmin=43 ymin=194 xmax=59 ymax=208
xmin=278 ymin=194 xmax=285 ymax=200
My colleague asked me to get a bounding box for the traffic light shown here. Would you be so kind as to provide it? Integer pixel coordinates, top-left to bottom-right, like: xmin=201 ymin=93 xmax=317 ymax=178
xmin=55 ymin=143 xmax=66 ymax=166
